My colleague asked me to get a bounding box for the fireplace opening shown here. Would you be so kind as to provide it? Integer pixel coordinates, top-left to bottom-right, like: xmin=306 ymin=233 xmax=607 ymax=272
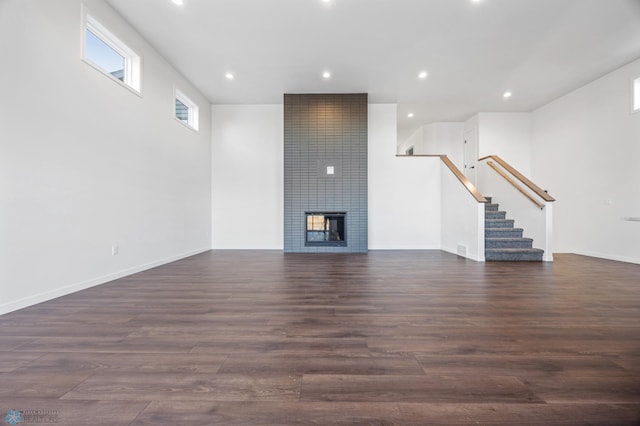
xmin=305 ymin=212 xmax=346 ymax=246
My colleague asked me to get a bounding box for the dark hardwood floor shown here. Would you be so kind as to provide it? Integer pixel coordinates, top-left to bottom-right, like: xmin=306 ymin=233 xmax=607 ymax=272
xmin=1 ymin=251 xmax=639 ymax=425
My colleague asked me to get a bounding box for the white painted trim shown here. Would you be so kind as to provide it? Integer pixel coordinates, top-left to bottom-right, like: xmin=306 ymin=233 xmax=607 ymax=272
xmin=632 ymin=76 xmax=640 ymax=114
xmin=476 ymin=202 xmax=486 ymax=262
xmin=0 ymin=248 xmax=211 ymax=316
xmin=81 ymin=4 xmax=142 ymax=94
xmin=366 ymin=248 xmax=483 ymax=261
xmin=440 ymin=247 xmax=484 ymax=262
xmin=543 ymin=202 xmax=554 ymax=262
xmin=571 ymin=251 xmax=640 ymax=265
xmin=81 ymin=57 xmax=143 ymax=97
xmin=174 ymin=87 xmax=200 ymax=132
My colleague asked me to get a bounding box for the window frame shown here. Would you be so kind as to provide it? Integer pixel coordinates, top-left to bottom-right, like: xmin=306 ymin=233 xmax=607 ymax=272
xmin=81 ymin=8 xmax=142 ymax=94
xmin=174 ymin=88 xmax=200 ymax=131
xmin=633 ymin=77 xmax=640 ymax=114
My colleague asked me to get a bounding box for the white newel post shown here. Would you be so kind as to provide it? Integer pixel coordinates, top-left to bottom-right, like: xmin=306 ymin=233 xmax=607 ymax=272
xmin=544 ymin=202 xmax=554 ymax=262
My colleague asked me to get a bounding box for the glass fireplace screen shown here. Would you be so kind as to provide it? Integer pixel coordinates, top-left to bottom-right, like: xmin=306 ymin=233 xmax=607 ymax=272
xmin=305 ymin=212 xmax=346 ymax=246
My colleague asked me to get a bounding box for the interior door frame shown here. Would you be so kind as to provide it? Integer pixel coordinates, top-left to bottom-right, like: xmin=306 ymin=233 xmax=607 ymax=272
xmin=463 ymin=127 xmax=478 ymax=185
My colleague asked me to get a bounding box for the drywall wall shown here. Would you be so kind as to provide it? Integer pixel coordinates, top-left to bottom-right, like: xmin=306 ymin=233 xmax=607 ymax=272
xmin=531 ymin=58 xmax=640 ymax=263
xmin=440 ymin=162 xmax=485 ymax=262
xmin=0 ymin=0 xmax=212 ymax=314
xmin=398 ymin=127 xmax=422 ymax=155
xmin=369 ymin=105 xmax=441 ymax=249
xmin=397 ymin=123 xmax=464 ymax=168
xmin=477 ymin=112 xmax=532 ymax=176
xmin=210 ymin=103 xmax=441 ymax=250
xmin=426 ymin=123 xmax=464 ymax=168
xmin=211 ymin=105 xmax=283 ymax=249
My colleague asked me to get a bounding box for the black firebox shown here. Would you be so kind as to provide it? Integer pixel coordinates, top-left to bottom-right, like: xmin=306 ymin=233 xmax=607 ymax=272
xmin=305 ymin=212 xmax=346 ymax=247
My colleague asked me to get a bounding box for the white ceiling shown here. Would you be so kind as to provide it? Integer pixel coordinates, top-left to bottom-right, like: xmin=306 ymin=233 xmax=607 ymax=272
xmin=105 ymin=0 xmax=640 ymax=142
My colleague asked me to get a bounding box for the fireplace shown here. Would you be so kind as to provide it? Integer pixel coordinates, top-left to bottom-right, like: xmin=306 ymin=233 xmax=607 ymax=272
xmin=284 ymin=94 xmax=367 ymax=253
xmin=305 ymin=212 xmax=346 ymax=247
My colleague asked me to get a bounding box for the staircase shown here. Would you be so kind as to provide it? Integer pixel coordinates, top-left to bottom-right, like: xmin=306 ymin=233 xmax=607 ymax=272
xmin=485 ymin=197 xmax=544 ymax=261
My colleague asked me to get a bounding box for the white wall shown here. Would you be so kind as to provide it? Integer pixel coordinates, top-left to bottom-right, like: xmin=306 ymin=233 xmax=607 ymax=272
xmin=531 ymin=58 xmax=640 ymax=264
xmin=0 ymin=0 xmax=212 ymax=314
xmin=464 ymin=114 xmax=479 ymax=136
xmin=477 ymin=112 xmax=532 ymax=176
xmin=210 ymin=103 xmax=442 ymax=251
xmin=397 ymin=123 xmax=464 ymax=168
xmin=211 ymin=105 xmax=283 ymax=249
xmin=369 ymin=105 xmax=441 ymax=249
xmin=398 ymin=127 xmax=422 ymax=155
xmin=440 ymin=163 xmax=485 ymax=262
xmin=426 ymin=123 xmax=464 ymax=168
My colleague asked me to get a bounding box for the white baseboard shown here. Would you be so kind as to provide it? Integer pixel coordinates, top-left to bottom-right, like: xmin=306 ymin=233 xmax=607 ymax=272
xmin=441 ymin=247 xmax=484 ymax=262
xmin=0 ymin=247 xmax=211 ymax=316
xmin=571 ymin=251 xmax=640 ymax=265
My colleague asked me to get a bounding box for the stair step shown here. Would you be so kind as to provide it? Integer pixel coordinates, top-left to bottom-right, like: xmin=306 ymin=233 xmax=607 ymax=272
xmin=485 ymin=211 xmax=506 ymax=220
xmin=486 ymin=248 xmax=544 ymax=262
xmin=485 ymin=238 xmax=534 ymax=249
xmin=485 ymin=219 xmax=515 ymax=229
xmin=486 ymin=228 xmax=524 ymax=238
xmin=485 ymin=197 xmax=492 ymax=203
xmin=482 ymin=197 xmax=544 ymax=261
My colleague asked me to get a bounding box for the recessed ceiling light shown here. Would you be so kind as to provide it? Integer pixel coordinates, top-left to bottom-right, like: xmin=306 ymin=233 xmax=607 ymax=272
xmin=323 ymin=71 xmax=331 ymax=79
xmin=225 ymin=73 xmax=234 ymax=80
xmin=408 ymin=113 xmax=414 ymax=118
xmin=171 ymin=0 xmax=184 ymax=5
xmin=322 ymin=0 xmax=332 ymax=3
xmin=503 ymin=91 xmax=512 ymax=99
xmin=418 ymin=71 xmax=428 ymax=79
xmin=471 ymin=0 xmax=483 ymax=3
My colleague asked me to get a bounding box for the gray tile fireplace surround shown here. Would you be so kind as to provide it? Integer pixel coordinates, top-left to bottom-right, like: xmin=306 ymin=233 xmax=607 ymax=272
xmin=284 ymin=93 xmax=368 ymax=253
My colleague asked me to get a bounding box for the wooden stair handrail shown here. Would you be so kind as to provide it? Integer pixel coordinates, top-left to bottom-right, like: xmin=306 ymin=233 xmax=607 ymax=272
xmin=479 ymin=155 xmax=555 ymax=202
xmin=397 ymin=154 xmax=487 ymax=203
xmin=487 ymin=161 xmax=544 ymax=209
xmin=440 ymin=156 xmax=487 ymax=203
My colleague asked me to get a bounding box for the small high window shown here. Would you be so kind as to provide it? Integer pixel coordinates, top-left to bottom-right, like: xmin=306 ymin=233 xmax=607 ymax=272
xmin=633 ymin=77 xmax=640 ymax=113
xmin=174 ymin=89 xmax=199 ymax=131
xmin=82 ymin=12 xmax=141 ymax=93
